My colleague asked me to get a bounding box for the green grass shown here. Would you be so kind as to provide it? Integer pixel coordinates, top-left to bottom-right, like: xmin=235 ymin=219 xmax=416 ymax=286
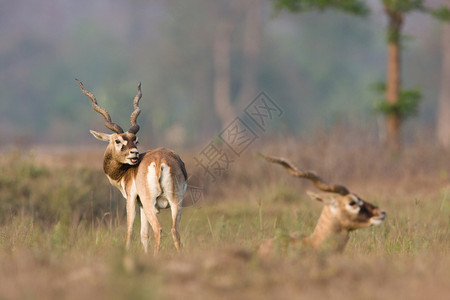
xmin=0 ymin=148 xmax=449 ymax=299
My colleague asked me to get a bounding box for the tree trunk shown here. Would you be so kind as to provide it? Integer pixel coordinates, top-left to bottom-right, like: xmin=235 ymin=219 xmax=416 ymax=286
xmin=213 ymin=2 xmax=239 ymax=129
xmin=236 ymin=0 xmax=262 ymax=108
xmin=386 ymin=42 xmax=401 ymax=151
xmin=385 ymin=10 xmax=403 ymax=151
xmin=437 ymin=16 xmax=450 ymax=149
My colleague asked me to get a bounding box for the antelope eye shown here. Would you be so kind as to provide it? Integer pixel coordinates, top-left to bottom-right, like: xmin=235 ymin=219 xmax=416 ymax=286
xmin=115 ymin=139 xmax=121 ymax=144
xmin=349 ymin=200 xmax=358 ymax=207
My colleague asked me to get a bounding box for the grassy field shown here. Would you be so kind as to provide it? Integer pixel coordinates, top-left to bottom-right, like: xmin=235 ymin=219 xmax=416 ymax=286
xmin=1 ymin=135 xmax=449 ymax=299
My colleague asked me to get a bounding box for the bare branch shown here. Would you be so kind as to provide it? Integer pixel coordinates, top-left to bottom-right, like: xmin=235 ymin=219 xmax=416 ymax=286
xmin=76 ymin=79 xmax=124 ymax=134
xmin=259 ymin=153 xmax=349 ymax=195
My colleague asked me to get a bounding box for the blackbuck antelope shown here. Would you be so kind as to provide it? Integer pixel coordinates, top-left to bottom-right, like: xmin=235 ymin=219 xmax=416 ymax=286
xmin=259 ymin=154 xmax=386 ymax=254
xmin=77 ymin=80 xmax=187 ymax=254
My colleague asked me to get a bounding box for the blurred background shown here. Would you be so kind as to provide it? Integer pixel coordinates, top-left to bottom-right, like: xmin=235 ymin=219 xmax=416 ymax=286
xmin=0 ymin=0 xmax=448 ymax=150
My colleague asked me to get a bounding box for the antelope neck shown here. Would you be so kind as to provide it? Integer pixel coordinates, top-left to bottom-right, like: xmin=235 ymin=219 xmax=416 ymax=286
xmin=305 ymin=207 xmax=348 ymax=248
xmin=103 ymin=151 xmax=136 ymax=181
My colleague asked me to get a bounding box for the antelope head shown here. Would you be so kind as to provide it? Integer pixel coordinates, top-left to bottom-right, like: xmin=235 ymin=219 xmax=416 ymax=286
xmin=260 ymin=153 xmax=386 ymax=252
xmin=76 ymin=79 xmax=142 ymax=167
xmin=306 ymin=191 xmax=386 ymax=231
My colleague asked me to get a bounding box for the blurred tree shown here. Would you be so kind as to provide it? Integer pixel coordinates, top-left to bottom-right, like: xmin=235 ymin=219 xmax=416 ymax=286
xmin=272 ymin=0 xmax=369 ymax=14
xmin=437 ymin=0 xmax=450 ymax=149
xmin=213 ymin=0 xmax=240 ymax=128
xmin=212 ymin=0 xmax=263 ymax=129
xmin=274 ymin=0 xmax=450 ymax=151
xmin=270 ymin=0 xmax=371 ymax=132
xmin=374 ymin=0 xmax=450 ymax=151
xmin=136 ymin=0 xmax=217 ymax=144
xmin=236 ymin=0 xmax=262 ymax=108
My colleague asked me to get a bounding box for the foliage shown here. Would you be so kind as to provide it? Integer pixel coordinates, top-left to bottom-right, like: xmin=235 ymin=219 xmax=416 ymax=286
xmin=383 ymin=1 xmax=450 ymax=43
xmin=382 ymin=0 xmax=426 ymax=12
xmin=430 ymin=6 xmax=450 ymax=21
xmin=371 ymin=82 xmax=422 ymax=118
xmin=381 ymin=0 xmax=450 ymax=22
xmin=272 ymin=0 xmax=369 ymax=15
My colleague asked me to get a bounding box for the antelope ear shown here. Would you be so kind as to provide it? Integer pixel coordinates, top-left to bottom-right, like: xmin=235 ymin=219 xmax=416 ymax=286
xmin=306 ymin=191 xmax=337 ymax=207
xmin=90 ymin=130 xmax=111 ymax=142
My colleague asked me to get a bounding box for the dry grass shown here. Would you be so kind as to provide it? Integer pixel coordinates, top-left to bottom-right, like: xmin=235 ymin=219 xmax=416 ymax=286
xmin=1 ymin=132 xmax=449 ymax=299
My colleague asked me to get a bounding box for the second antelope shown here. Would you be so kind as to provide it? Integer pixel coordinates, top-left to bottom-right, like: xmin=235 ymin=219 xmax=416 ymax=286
xmin=259 ymin=154 xmax=386 ymax=254
xmin=77 ymin=80 xmax=187 ymax=254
